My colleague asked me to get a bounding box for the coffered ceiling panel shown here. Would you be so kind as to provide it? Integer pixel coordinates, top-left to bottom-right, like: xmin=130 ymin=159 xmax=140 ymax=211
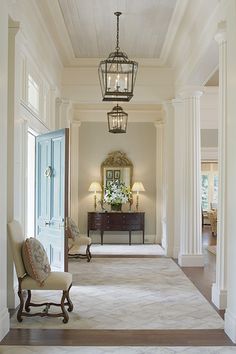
xmin=58 ymin=0 xmax=177 ymax=58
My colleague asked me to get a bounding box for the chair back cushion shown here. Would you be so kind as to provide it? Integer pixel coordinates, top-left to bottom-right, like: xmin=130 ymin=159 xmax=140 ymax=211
xmin=22 ymin=238 xmax=51 ymax=285
xmin=8 ymin=220 xmax=26 ymax=278
xmin=68 ymin=217 xmax=79 ymax=240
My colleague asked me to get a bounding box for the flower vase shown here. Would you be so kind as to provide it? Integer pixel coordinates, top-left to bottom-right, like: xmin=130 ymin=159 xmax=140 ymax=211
xmin=111 ymin=203 xmax=122 ymax=212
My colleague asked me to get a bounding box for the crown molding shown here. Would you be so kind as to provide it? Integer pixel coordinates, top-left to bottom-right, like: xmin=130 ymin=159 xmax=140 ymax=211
xmin=174 ymin=1 xmax=221 ymax=86
xmin=35 ymin=0 xmax=75 ymax=66
xmin=160 ymin=0 xmax=188 ymax=64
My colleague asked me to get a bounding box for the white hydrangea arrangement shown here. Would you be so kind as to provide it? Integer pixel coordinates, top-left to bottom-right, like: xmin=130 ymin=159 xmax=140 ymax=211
xmin=104 ymin=180 xmax=131 ymax=205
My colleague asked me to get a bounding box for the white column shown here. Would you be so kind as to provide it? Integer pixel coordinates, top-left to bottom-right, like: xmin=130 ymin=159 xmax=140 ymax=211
xmin=224 ymin=0 xmax=236 ymax=343
xmin=162 ymin=102 xmax=175 ymax=256
xmin=172 ymin=99 xmax=185 ymax=258
xmin=7 ymin=19 xmax=20 ymax=309
xmin=0 ymin=0 xmax=10 ymax=340
xmin=154 ymin=120 xmax=164 ymax=245
xmin=212 ymin=22 xmax=227 ymax=310
xmin=70 ymin=121 xmax=81 ymax=225
xmin=177 ymin=89 xmax=204 ymax=267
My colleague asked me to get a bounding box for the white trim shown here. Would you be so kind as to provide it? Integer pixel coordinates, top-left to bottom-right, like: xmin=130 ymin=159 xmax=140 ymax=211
xmin=212 ymin=283 xmax=227 ymax=309
xmin=201 ymin=147 xmax=218 ymax=161
xmin=178 ymin=254 xmax=204 ymax=267
xmin=0 ymin=308 xmax=10 ymax=341
xmin=225 ymin=309 xmax=236 ymax=343
xmin=160 ymin=0 xmax=188 ymax=63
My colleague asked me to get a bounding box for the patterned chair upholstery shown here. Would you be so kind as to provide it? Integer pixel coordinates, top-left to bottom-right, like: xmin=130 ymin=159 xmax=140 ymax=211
xmin=207 ymin=210 xmax=217 ymax=236
xmin=68 ymin=218 xmax=92 ymax=262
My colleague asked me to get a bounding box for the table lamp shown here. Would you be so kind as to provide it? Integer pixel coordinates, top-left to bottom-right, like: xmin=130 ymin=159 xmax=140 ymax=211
xmin=88 ymin=182 xmax=102 ymax=211
xmin=131 ymin=182 xmax=145 ymax=211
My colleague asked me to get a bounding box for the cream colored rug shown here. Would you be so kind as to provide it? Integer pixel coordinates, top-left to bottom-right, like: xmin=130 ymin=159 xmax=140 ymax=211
xmin=1 ymin=347 xmax=236 ymax=354
xmin=208 ymin=245 xmax=217 ymax=255
xmin=91 ymin=244 xmax=165 ymax=256
xmin=11 ymin=258 xmax=224 ymax=330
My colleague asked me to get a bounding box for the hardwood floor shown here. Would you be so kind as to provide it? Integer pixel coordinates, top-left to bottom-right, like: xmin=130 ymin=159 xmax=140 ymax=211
xmin=1 ymin=227 xmax=233 ymax=347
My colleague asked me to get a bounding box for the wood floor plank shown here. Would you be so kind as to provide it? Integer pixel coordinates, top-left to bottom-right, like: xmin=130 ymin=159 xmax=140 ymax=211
xmin=0 ymin=329 xmax=233 ymax=346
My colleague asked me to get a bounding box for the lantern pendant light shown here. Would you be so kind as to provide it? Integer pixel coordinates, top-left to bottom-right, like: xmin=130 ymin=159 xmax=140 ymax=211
xmin=98 ymin=12 xmax=138 ymax=102
xmin=107 ymin=104 xmax=128 ymax=133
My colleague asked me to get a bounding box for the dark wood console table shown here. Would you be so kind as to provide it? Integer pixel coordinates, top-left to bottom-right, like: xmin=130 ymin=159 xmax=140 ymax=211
xmin=87 ymin=212 xmax=145 ymax=245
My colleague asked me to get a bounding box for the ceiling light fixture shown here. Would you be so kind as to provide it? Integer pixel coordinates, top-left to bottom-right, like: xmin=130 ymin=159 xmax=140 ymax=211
xmin=107 ymin=104 xmax=128 ymax=134
xmin=98 ymin=12 xmax=138 ymax=102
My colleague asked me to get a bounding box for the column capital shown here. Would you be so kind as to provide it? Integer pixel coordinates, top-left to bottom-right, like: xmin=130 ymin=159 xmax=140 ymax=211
xmin=8 ymin=19 xmax=20 ymax=37
xmin=176 ymin=86 xmax=204 ymax=99
xmin=71 ymin=120 xmax=81 ymax=128
xmin=215 ymin=21 xmax=227 ymax=44
xmin=154 ymin=120 xmax=164 ymax=128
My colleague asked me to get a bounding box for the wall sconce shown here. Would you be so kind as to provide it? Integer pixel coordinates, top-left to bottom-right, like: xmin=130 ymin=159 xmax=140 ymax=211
xmin=131 ymin=182 xmax=145 ymax=211
xmin=88 ymin=182 xmax=102 ymax=211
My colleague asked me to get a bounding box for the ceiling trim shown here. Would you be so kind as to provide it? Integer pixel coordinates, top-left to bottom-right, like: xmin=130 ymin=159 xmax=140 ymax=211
xmin=36 ymin=0 xmax=75 ymax=66
xmin=36 ymin=0 xmax=181 ymax=68
xmin=160 ymin=0 xmax=188 ymax=63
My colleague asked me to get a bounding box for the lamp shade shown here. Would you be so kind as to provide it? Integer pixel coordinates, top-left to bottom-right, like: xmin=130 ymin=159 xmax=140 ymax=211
xmin=132 ymin=182 xmax=145 ymax=192
xmin=88 ymin=182 xmax=102 ymax=192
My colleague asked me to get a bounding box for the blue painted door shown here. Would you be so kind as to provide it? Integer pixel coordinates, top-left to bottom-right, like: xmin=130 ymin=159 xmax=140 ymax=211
xmin=36 ymin=129 xmax=69 ymax=271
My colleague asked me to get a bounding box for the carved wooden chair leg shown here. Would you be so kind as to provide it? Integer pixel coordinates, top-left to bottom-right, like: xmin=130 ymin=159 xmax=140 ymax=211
xmin=65 ymin=285 xmax=73 ymax=312
xmin=86 ymin=244 xmax=91 ymax=262
xmin=61 ymin=290 xmax=69 ymax=323
xmin=17 ymin=280 xmax=24 ymax=322
xmin=25 ymin=290 xmax=31 ymax=312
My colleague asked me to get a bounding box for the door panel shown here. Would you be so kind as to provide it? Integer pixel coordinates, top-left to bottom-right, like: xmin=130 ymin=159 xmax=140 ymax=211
xmin=36 ymin=129 xmax=69 ymax=271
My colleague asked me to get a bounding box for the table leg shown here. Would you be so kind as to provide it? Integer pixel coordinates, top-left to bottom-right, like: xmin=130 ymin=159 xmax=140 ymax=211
xmin=101 ymin=231 xmax=104 ymax=245
xmin=129 ymin=231 xmax=131 ymax=246
xmin=143 ymin=230 xmax=145 ymax=244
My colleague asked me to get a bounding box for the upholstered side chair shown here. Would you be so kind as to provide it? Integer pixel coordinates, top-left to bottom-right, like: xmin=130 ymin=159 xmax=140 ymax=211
xmin=68 ymin=218 xmax=92 ymax=262
xmin=8 ymin=220 xmax=73 ymax=323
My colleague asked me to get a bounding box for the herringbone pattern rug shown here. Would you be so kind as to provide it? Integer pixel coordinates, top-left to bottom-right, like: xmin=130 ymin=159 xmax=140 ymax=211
xmin=10 ymin=258 xmax=224 ymax=330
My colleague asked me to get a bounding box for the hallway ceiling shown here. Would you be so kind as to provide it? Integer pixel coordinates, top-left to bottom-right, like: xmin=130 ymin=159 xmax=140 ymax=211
xmin=58 ymin=0 xmax=177 ymax=59
xmin=36 ymin=0 xmax=187 ymax=66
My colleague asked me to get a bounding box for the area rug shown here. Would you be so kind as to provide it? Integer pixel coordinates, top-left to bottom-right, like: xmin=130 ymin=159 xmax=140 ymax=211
xmin=208 ymin=245 xmax=217 ymax=255
xmin=91 ymin=244 xmax=165 ymax=256
xmin=1 ymin=347 xmax=236 ymax=354
xmin=10 ymin=258 xmax=224 ymax=330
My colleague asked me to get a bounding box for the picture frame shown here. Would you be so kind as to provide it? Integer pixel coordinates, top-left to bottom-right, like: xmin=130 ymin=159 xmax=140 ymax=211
xmin=106 ymin=170 xmax=113 ymax=179
xmin=106 ymin=180 xmax=112 ymax=188
xmin=114 ymin=169 xmax=121 ymax=180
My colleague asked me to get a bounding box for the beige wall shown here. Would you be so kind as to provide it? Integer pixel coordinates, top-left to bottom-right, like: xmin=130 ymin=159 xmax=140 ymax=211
xmin=78 ymin=122 xmax=156 ymax=244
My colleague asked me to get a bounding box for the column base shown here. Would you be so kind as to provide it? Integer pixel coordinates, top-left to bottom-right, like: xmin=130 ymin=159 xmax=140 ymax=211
xmin=7 ymin=284 xmax=19 ymax=309
xmin=0 ymin=308 xmax=9 ymax=341
xmin=212 ymin=283 xmax=227 ymax=309
xmin=178 ymin=254 xmax=204 ymax=267
xmin=225 ymin=309 xmax=236 ymax=343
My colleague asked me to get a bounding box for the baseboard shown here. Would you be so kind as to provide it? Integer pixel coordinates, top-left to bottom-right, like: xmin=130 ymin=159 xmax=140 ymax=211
xmin=173 ymin=246 xmax=179 ymax=259
xmin=211 ymin=283 xmax=227 ymax=309
xmin=0 ymin=307 xmax=9 ymax=341
xmin=84 ymin=233 xmax=156 ymax=244
xmin=178 ymin=254 xmax=204 ymax=267
xmin=225 ymin=309 xmax=236 ymax=343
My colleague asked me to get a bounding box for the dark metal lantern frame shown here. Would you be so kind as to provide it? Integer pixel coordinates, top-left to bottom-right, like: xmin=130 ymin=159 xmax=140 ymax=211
xmin=107 ymin=104 xmax=128 ymax=133
xmin=98 ymin=12 xmax=138 ymax=102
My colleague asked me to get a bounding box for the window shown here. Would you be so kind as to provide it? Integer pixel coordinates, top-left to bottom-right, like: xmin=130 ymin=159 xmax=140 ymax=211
xmin=27 ymin=74 xmax=40 ymax=113
xmin=201 ymin=162 xmax=218 ymax=211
